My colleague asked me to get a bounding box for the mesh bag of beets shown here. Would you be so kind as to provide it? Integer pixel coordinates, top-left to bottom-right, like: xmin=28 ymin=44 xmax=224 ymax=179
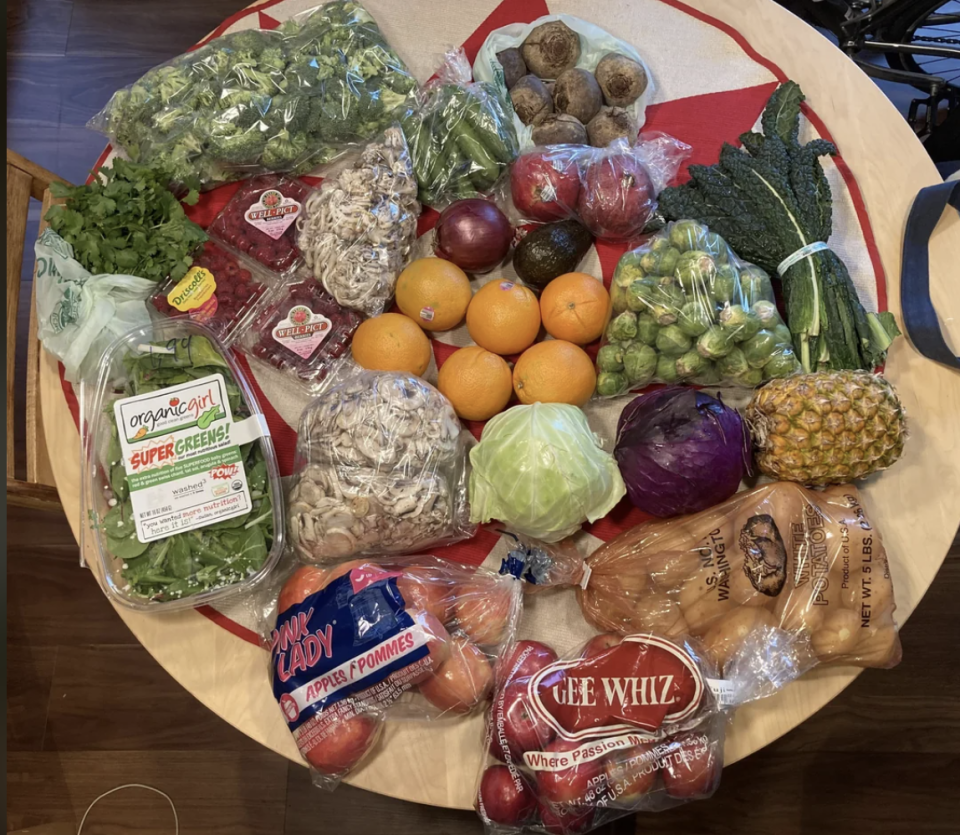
xmin=149 ymin=240 xmax=272 ymax=345
xmin=208 ymin=174 xmax=310 ymax=274
xmin=287 ymin=371 xmax=475 ymax=562
xmin=239 ymin=273 xmax=362 ymax=394
xmin=261 ymin=556 xmax=522 ymax=789
xmin=596 ymin=218 xmax=802 ymax=396
xmin=475 ymin=632 xmax=728 ymax=833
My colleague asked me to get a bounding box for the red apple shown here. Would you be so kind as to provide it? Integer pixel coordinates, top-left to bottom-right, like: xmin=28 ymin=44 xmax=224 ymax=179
xmin=603 ymin=743 xmax=658 ymax=807
xmin=580 ymin=633 xmax=622 ymax=658
xmin=537 ymin=801 xmax=595 ymax=835
xmin=496 ymin=640 xmax=559 ymax=686
xmin=511 ymin=151 xmax=581 ymax=222
xmin=407 ymin=610 xmax=452 ymax=685
xmin=577 ymin=152 xmax=655 ymax=241
xmin=397 ymin=566 xmax=454 ymax=623
xmin=277 ymin=566 xmax=329 ymax=614
xmin=303 ymin=711 xmax=379 ymax=775
xmin=661 ymin=732 xmax=721 ymax=799
xmin=489 ymin=680 xmax=555 ymax=761
xmin=418 ymin=636 xmax=493 ymax=714
xmin=476 ymin=765 xmax=537 ymax=825
xmin=536 ymin=738 xmax=603 ymax=805
xmin=453 ymin=579 xmax=515 ymax=646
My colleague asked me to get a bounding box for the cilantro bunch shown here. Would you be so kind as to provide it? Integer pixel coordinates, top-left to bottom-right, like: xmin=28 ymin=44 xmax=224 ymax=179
xmin=45 ymin=158 xmax=207 ymax=283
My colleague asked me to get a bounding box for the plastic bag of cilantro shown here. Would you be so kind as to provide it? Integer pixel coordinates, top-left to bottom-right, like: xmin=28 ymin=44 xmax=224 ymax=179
xmin=80 ymin=320 xmax=284 ymax=612
xmin=87 ymin=1 xmax=418 ymax=190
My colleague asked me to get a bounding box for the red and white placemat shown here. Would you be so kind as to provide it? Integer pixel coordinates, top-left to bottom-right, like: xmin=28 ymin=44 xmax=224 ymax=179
xmin=66 ymin=0 xmax=888 ymax=648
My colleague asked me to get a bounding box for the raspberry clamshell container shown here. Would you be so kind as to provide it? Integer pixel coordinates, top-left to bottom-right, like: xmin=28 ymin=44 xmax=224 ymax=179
xmin=207 ymin=174 xmax=309 ymax=275
xmin=238 ymin=272 xmax=363 ymax=395
xmin=80 ymin=319 xmax=284 ymax=613
xmin=148 ymin=240 xmax=273 ymax=346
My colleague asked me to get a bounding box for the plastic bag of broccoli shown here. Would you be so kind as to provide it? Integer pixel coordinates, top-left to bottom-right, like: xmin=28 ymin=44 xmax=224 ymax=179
xmin=596 ymin=219 xmax=802 ymax=396
xmin=88 ymin=1 xmax=418 ymax=191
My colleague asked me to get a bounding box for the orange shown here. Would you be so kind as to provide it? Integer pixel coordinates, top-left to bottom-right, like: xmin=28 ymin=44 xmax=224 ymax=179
xmin=351 ymin=313 xmax=432 ymax=377
xmin=395 ymin=258 xmax=473 ymax=332
xmin=437 ymin=346 xmax=513 ymax=421
xmin=513 ymin=340 xmax=597 ymax=407
xmin=539 ymin=272 xmax=611 ymax=345
xmin=465 ymin=280 xmax=541 ymax=356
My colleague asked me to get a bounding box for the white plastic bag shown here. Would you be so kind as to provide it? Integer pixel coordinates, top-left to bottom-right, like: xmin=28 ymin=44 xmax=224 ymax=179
xmin=34 ymin=228 xmax=155 ymax=383
xmin=473 ymin=14 xmax=655 ymax=150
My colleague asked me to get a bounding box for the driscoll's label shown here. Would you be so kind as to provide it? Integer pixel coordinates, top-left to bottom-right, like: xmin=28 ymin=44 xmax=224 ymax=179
xmin=270 ymin=567 xmax=431 ymax=742
xmin=113 ymin=373 xmax=260 ymax=542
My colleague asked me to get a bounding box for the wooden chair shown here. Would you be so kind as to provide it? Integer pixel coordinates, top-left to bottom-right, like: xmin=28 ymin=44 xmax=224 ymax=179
xmin=6 ymin=148 xmax=65 ymax=511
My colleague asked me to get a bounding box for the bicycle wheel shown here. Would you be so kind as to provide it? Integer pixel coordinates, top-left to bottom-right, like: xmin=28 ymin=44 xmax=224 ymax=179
xmin=884 ymin=0 xmax=960 ymax=90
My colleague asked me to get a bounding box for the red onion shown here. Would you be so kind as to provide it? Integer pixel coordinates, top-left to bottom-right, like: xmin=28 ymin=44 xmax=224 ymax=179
xmin=433 ymin=199 xmax=512 ymax=273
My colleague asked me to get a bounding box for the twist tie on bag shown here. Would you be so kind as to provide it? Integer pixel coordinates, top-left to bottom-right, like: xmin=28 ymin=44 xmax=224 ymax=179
xmin=777 ymin=241 xmax=830 ymax=277
xmin=578 ymin=562 xmax=592 ymax=590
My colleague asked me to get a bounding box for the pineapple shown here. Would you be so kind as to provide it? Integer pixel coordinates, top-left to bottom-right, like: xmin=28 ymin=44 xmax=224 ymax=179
xmin=746 ymin=371 xmax=906 ymax=485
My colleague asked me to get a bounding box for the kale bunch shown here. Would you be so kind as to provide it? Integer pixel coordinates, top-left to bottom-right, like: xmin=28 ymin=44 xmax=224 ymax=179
xmin=91 ymin=0 xmax=417 ymax=190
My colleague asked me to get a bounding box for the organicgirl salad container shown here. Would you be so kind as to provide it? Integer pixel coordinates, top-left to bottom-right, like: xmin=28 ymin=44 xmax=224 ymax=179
xmin=80 ymin=319 xmax=284 ymax=612
xmin=148 ymin=240 xmax=273 ymax=345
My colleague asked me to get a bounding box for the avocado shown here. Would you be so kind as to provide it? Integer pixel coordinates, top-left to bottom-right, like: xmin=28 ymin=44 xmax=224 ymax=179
xmin=513 ymin=220 xmax=593 ymax=291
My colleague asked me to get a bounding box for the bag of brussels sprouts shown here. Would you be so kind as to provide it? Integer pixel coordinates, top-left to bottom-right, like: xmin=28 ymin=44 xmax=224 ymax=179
xmin=595 ymin=219 xmax=801 ymax=396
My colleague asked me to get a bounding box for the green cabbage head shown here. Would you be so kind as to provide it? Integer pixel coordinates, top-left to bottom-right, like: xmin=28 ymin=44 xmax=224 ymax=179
xmin=469 ymin=403 xmax=626 ymax=542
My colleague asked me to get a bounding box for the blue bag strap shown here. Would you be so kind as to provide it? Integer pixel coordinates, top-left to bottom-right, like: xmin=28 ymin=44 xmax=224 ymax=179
xmin=899 ymin=180 xmax=960 ymax=371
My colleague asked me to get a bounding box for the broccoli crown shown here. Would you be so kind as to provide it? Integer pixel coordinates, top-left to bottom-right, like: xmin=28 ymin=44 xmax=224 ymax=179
xmin=208 ymin=127 xmax=267 ymax=164
xmin=223 ymin=28 xmax=274 ymax=57
xmin=261 ymin=129 xmax=309 ymax=168
xmin=264 ymin=94 xmax=312 ymax=134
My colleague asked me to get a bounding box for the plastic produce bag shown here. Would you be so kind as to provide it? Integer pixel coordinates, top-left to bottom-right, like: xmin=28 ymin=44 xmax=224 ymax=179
xmin=88 ymin=1 xmax=418 ymax=190
xmin=296 ymin=125 xmax=420 ymax=316
xmin=597 ymin=219 xmax=801 ymax=395
xmin=287 ymin=371 xmax=474 ymax=562
xmin=33 ymin=228 xmax=156 ymax=384
xmin=473 ymin=14 xmax=655 ymax=151
xmin=79 ymin=320 xmax=284 ymax=612
xmin=401 ymin=48 xmax=519 ymax=209
xmin=262 ymin=555 xmax=522 ymax=789
xmin=474 ymin=631 xmax=728 ymax=833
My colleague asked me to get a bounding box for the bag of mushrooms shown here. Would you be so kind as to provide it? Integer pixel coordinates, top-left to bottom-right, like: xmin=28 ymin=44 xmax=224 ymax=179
xmin=287 ymin=370 xmax=475 ymax=563
xmin=498 ymin=483 xmax=902 ymax=703
xmin=473 ymin=14 xmax=655 ymax=150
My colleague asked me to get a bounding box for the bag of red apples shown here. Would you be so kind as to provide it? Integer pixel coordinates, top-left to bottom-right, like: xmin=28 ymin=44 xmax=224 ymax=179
xmin=508 ymin=134 xmax=690 ymax=242
xmin=498 ymin=483 xmax=901 ymax=703
xmin=263 ymin=556 xmax=521 ymax=789
xmin=476 ymin=632 xmax=729 ymax=833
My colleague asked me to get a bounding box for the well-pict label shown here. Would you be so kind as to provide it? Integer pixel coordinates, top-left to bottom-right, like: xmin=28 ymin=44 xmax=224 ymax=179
xmin=271 ymin=305 xmax=331 ymax=359
xmin=245 ymin=189 xmax=301 ymax=240
xmin=167 ymin=266 xmax=216 ymax=311
xmin=113 ymin=373 xmax=260 ymax=542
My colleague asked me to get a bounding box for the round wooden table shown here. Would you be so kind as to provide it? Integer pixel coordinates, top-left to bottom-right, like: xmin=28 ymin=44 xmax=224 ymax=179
xmin=39 ymin=0 xmax=960 ymax=810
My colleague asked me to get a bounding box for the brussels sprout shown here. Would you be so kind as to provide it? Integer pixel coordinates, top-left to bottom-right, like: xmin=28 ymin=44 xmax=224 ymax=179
xmin=711 ymin=263 xmax=740 ymax=304
xmin=696 ymin=326 xmax=734 ymax=360
xmin=773 ymin=323 xmax=793 ymax=345
xmin=626 ymin=279 xmax=658 ymax=312
xmin=675 ymin=349 xmax=704 ymax=378
xmin=668 ymin=220 xmax=709 ymax=253
xmin=636 ymin=313 xmax=660 ymax=346
xmin=720 ymin=305 xmax=762 ymax=343
xmin=752 ymin=300 xmax=780 ymax=329
xmin=649 ymin=236 xmax=673 ymax=254
xmin=639 ymin=251 xmax=660 ymax=274
xmin=677 ymin=300 xmax=713 ymax=337
xmin=676 ymin=250 xmax=717 ymax=293
xmin=610 ymin=271 xmax=633 ymax=314
xmin=597 ymin=344 xmax=625 ymax=372
xmin=597 ymin=371 xmax=628 ymax=396
xmin=607 ymin=310 xmax=638 ymax=342
xmin=656 ymin=272 xmax=678 ymax=288
xmin=763 ymin=349 xmax=801 ymax=379
xmin=656 ymin=352 xmax=681 ymax=383
xmin=717 ymin=346 xmax=749 ymax=379
xmin=656 ymin=324 xmax=693 ymax=357
xmin=657 ymin=247 xmax=681 ymax=277
xmin=736 ymin=367 xmax=764 ymax=387
xmin=701 ymin=231 xmax=729 ymax=263
xmin=739 ymin=264 xmax=775 ymax=305
xmin=623 ymin=343 xmax=658 ymax=384
xmin=692 ymin=360 xmax=722 ymax=386
xmin=741 ymin=329 xmax=779 ymax=368
xmin=614 ymin=250 xmax=646 ymax=284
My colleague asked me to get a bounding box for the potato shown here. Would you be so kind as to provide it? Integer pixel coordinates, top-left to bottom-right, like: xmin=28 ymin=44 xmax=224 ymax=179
xmin=627 ymin=591 xmax=689 ymax=638
xmin=852 ymin=623 xmax=900 ymax=667
xmin=701 ymin=607 xmax=777 ymax=670
xmin=774 ymin=591 xmax=825 ymax=633
xmin=811 ymin=608 xmax=860 ymax=658
xmin=644 ymin=550 xmax=701 ymax=592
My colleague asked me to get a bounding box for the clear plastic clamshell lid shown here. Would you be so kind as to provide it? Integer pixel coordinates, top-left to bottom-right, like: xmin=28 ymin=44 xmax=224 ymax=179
xmin=81 ymin=319 xmax=284 ymax=612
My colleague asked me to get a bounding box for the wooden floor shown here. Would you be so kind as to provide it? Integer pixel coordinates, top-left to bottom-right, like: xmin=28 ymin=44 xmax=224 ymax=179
xmin=7 ymin=1 xmax=960 ymax=832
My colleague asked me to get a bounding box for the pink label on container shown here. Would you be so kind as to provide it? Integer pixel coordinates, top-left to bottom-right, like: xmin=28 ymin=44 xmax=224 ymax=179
xmin=245 ymin=190 xmax=302 ymax=240
xmin=271 ymin=305 xmax=331 ymax=359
